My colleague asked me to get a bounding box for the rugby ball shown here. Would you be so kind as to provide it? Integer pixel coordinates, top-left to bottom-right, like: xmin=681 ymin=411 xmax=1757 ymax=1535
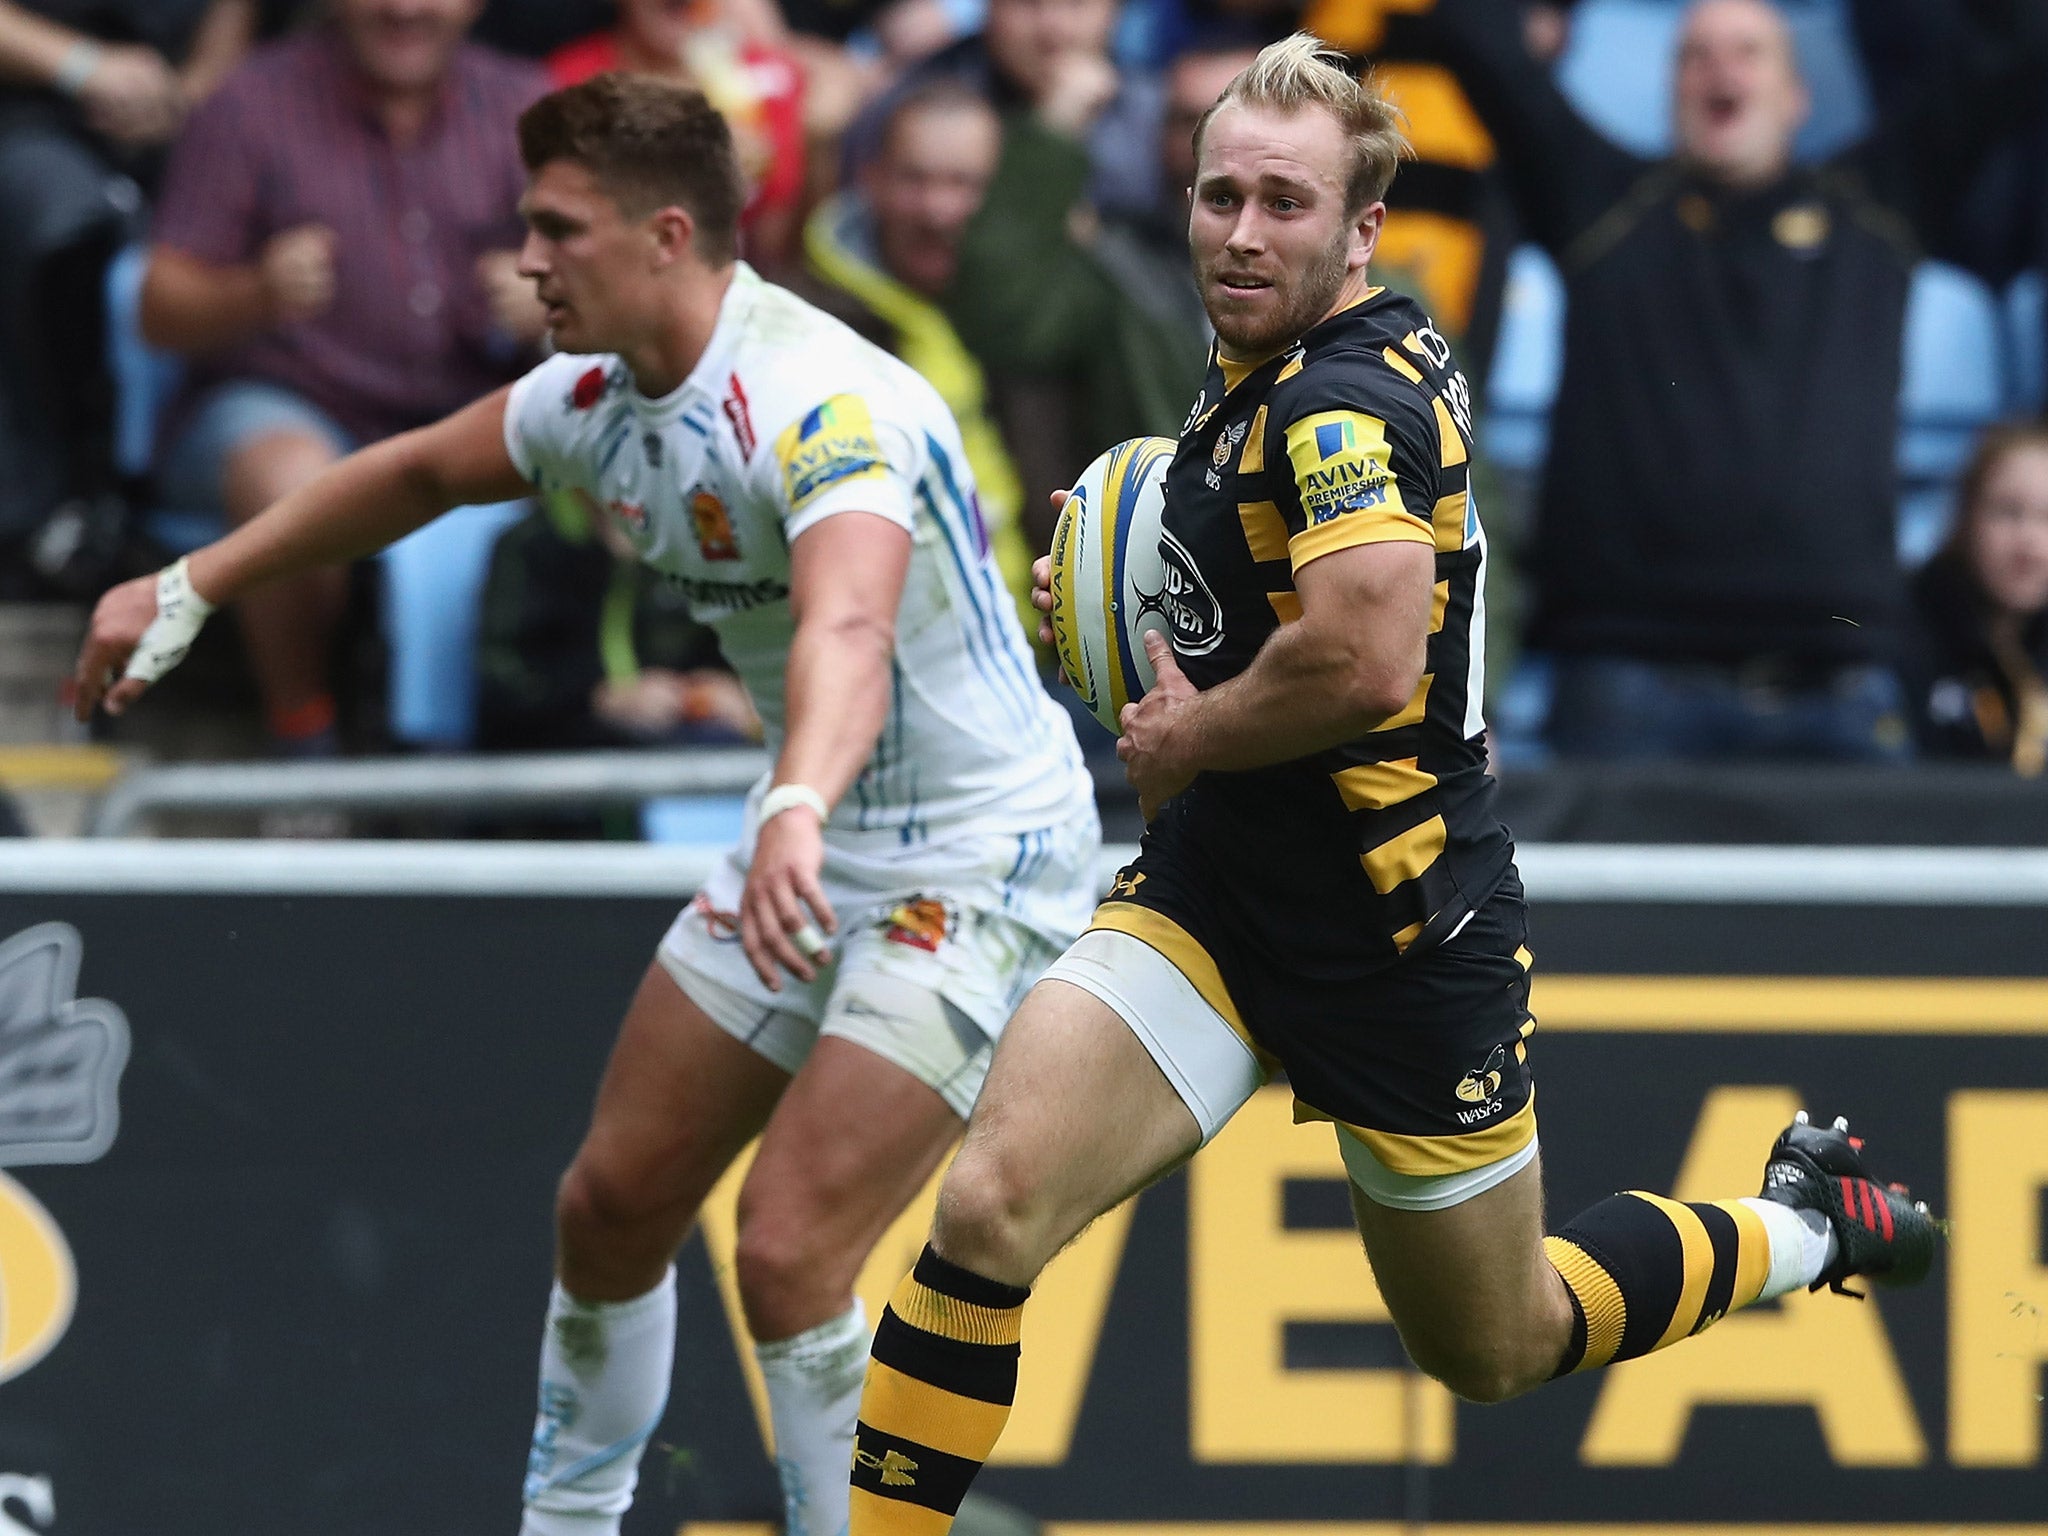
xmin=1047 ymin=436 xmax=1178 ymax=735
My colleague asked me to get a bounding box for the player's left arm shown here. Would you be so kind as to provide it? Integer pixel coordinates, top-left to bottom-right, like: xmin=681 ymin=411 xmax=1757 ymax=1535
xmin=739 ymin=392 xmax=915 ymax=990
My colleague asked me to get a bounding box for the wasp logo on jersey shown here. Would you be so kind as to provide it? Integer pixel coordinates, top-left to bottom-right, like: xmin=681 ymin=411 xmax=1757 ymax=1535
xmin=776 ymin=394 xmax=888 ymax=513
xmin=690 ymin=490 xmax=741 ymax=561
xmin=1207 ymin=421 xmax=1249 ymax=489
xmin=1287 ymin=411 xmax=1398 ymax=527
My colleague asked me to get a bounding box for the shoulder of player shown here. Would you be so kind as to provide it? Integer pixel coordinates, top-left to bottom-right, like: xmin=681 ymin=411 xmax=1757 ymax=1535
xmin=1267 ymin=337 xmax=1438 ymax=444
xmin=513 ymin=352 xmax=632 ymax=439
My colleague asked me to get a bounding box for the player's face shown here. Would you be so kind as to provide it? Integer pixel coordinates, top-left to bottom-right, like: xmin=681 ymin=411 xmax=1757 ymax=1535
xmin=1189 ymin=102 xmax=1379 ymax=359
xmin=335 ymin=0 xmax=483 ymax=93
xmin=1969 ymin=444 xmax=2048 ymax=618
xmin=867 ymin=103 xmax=1001 ymax=297
xmin=517 ymin=160 xmax=673 ymax=355
xmin=1673 ymin=0 xmax=1808 ymax=187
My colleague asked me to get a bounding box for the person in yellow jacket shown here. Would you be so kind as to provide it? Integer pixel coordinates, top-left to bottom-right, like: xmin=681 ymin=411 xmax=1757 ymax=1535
xmin=791 ymin=80 xmax=1041 ymax=641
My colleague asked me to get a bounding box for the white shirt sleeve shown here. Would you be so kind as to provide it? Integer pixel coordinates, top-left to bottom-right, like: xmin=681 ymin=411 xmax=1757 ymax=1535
xmin=503 ymin=353 xmax=611 ymax=488
xmin=766 ymin=388 xmax=919 ymax=543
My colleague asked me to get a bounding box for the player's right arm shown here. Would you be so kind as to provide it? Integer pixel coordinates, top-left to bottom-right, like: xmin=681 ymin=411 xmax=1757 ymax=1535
xmin=72 ymin=387 xmax=528 ymax=719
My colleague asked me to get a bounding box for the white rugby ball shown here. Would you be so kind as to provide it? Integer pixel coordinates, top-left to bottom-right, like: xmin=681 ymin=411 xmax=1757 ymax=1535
xmin=1047 ymin=436 xmax=1178 ymax=735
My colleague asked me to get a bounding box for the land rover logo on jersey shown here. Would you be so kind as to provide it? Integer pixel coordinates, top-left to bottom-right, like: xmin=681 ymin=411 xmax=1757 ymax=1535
xmin=1139 ymin=530 xmax=1224 ymax=656
xmin=0 ymin=923 xmax=130 ymax=1384
xmin=690 ymin=490 xmax=740 ymax=561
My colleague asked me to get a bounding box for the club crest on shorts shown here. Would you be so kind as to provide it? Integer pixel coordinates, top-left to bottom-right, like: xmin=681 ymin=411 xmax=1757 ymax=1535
xmin=1456 ymin=1044 xmax=1507 ymax=1105
xmin=690 ymin=490 xmax=740 ymax=561
xmin=882 ymin=898 xmax=949 ymax=952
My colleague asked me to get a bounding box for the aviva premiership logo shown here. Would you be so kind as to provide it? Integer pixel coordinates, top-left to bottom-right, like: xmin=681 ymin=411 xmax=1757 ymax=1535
xmin=0 ymin=924 xmax=129 ymax=1384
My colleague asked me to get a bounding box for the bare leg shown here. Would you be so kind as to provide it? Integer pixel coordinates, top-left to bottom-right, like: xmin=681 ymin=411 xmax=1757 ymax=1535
xmin=220 ymin=429 xmax=348 ymax=734
xmin=554 ymin=961 xmax=789 ymax=1298
xmin=522 ymin=963 xmax=793 ymax=1536
xmin=736 ymin=1035 xmax=964 ymax=1341
xmin=1348 ymin=1154 xmax=1575 ymax=1403
xmin=937 ymin=976 xmax=1203 ymax=1287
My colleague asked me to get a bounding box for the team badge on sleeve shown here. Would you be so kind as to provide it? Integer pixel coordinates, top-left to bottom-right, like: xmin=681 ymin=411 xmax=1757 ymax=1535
xmin=774 ymin=394 xmax=888 ymax=514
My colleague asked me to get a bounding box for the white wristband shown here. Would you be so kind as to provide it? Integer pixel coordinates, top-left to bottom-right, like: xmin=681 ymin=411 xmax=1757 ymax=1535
xmin=757 ymin=782 xmax=829 ymax=829
xmin=122 ymin=558 xmax=217 ymax=685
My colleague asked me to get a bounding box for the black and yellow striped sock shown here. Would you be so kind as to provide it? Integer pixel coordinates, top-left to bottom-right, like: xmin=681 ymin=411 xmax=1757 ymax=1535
xmin=850 ymin=1245 xmax=1028 ymax=1536
xmin=1545 ymin=1191 xmax=1774 ymax=1375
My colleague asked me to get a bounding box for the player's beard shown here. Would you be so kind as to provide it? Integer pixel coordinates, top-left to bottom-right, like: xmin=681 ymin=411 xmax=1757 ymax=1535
xmin=1203 ymin=223 xmax=1355 ymax=361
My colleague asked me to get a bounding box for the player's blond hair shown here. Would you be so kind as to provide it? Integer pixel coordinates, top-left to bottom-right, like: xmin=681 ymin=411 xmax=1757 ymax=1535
xmin=1193 ymin=34 xmax=1411 ymax=213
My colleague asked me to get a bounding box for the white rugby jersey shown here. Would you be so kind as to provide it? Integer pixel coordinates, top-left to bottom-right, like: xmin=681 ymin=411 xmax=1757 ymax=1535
xmin=503 ymin=263 xmax=1091 ymax=845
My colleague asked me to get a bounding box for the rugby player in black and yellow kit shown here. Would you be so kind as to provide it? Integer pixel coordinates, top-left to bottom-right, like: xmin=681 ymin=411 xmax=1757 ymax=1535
xmin=848 ymin=37 xmax=1939 ymax=1532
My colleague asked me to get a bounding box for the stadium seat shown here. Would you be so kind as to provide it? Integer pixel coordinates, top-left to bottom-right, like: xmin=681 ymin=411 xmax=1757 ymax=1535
xmin=1483 ymin=244 xmax=1565 ymax=473
xmin=1555 ymin=0 xmax=1870 ymax=162
xmin=1897 ymin=261 xmax=2006 ymax=561
xmin=2009 ymin=270 xmax=2045 ymax=414
xmin=640 ymin=794 xmax=750 ymax=844
xmin=105 ymin=244 xmax=181 ymax=483
xmin=380 ymin=501 xmax=529 ymax=748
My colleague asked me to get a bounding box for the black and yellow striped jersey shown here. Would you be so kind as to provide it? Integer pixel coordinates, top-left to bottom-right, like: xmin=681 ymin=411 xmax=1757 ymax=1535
xmin=1155 ymin=285 xmax=1513 ymax=976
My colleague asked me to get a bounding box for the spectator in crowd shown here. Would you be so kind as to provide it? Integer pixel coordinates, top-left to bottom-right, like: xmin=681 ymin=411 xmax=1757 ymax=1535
xmin=476 ymin=494 xmax=757 ymax=753
xmin=1904 ymin=421 xmax=2048 ymax=772
xmin=792 ymin=81 xmax=1040 ymax=629
xmin=546 ymin=0 xmax=809 ymax=268
xmin=1297 ymin=0 xmax=1529 ymax=367
xmin=939 ymin=36 xmax=1240 ymax=532
xmin=1433 ymin=0 xmax=2013 ymax=762
xmin=140 ymin=0 xmax=547 ymax=758
xmin=848 ymin=0 xmax=1165 ymax=222
xmin=0 ymin=0 xmax=256 ymax=597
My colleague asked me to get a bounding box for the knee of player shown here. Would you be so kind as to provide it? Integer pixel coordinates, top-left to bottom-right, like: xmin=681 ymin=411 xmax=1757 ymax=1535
xmin=555 ymin=1155 xmax=654 ymax=1240
xmin=1405 ymin=1330 xmax=1549 ymax=1405
xmin=732 ymin=1208 xmax=846 ymax=1315
xmin=930 ymin=1151 xmax=1049 ymax=1280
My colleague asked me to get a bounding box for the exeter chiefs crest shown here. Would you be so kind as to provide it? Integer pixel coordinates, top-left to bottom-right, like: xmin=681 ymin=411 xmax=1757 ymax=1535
xmin=0 ymin=923 xmax=130 ymax=1383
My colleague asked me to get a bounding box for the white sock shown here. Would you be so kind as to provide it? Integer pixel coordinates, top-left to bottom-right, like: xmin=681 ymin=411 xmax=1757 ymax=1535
xmin=519 ymin=1269 xmax=677 ymax=1536
xmin=755 ymin=1301 xmax=870 ymax=1536
xmin=1741 ymin=1197 xmax=1840 ymax=1301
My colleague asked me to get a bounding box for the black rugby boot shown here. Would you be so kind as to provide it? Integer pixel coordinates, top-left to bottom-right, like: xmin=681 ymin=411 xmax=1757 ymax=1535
xmin=1758 ymin=1111 xmax=1940 ymax=1297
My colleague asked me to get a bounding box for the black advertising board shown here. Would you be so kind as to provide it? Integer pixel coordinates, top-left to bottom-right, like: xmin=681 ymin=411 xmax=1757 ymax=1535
xmin=0 ymin=844 xmax=2043 ymax=1536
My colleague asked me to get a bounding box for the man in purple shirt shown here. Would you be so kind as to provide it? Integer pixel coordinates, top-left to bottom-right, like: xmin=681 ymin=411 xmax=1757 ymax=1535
xmin=142 ymin=0 xmax=547 ymax=756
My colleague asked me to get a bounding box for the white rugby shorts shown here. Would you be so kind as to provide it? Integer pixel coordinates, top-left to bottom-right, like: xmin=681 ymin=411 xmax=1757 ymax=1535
xmin=659 ymin=816 xmax=1097 ymax=1118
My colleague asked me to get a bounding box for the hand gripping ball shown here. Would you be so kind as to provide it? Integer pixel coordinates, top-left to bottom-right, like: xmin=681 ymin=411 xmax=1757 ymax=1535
xmin=1046 ymin=436 xmax=1178 ymax=735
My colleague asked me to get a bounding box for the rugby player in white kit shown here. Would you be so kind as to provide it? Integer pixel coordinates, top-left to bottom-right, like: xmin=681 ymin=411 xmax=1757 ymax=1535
xmin=72 ymin=75 xmax=1097 ymax=1536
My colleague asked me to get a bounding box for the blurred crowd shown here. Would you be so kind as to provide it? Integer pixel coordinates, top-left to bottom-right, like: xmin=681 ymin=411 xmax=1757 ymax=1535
xmin=2 ymin=0 xmax=2044 ymax=789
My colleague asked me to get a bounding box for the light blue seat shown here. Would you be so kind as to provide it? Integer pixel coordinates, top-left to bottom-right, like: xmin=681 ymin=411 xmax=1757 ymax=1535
xmin=1897 ymin=261 xmax=2007 ymax=561
xmin=1483 ymin=244 xmax=1565 ymax=472
xmin=103 ymin=242 xmax=530 ymax=748
xmin=640 ymin=795 xmax=750 ymax=845
xmin=2009 ymin=271 xmax=2045 ymax=414
xmin=380 ymin=501 xmax=529 ymax=748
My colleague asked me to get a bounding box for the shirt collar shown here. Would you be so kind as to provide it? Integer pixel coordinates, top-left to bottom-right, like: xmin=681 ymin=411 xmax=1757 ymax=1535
xmin=629 ymin=261 xmax=760 ymax=422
